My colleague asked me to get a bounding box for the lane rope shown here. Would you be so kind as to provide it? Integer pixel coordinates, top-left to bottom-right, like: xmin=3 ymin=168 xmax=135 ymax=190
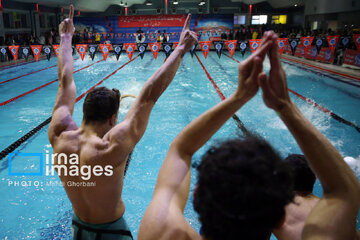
xmin=194 ymin=52 xmax=251 ymax=136
xmin=0 ymin=55 xmax=139 ymax=160
xmin=0 ymin=55 xmax=47 ymax=69
xmin=223 ymin=53 xmax=360 ymax=134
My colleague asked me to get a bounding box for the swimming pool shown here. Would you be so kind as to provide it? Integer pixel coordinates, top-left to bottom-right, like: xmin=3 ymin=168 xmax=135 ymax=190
xmin=0 ymin=50 xmax=359 ymax=239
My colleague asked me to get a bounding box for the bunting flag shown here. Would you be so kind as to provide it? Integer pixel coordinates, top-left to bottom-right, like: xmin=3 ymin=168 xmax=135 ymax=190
xmin=88 ymin=32 xmax=92 ymax=39
xmin=238 ymin=41 xmax=248 ymax=56
xmin=113 ymin=44 xmax=123 ymax=61
xmin=124 ymin=43 xmax=137 ymax=60
xmin=190 ymin=43 xmax=197 ymax=58
xmin=21 ymin=46 xmax=30 ymax=60
xmin=277 ymin=38 xmax=287 ymax=55
xmin=0 ymin=46 xmax=7 ymax=61
xmin=199 ymin=41 xmax=211 ymax=59
xmin=325 ymin=35 xmax=339 ymax=55
xmin=353 ymin=34 xmax=360 ymax=51
xmin=301 ymin=37 xmax=314 ymax=53
xmin=149 ymin=42 xmax=161 ymax=59
xmin=249 ymin=39 xmax=262 ymax=53
xmin=225 ymin=40 xmax=237 ymax=57
xmin=99 ymin=44 xmax=111 ymax=61
xmin=212 ymin=41 xmax=224 ymax=58
xmin=315 ymin=37 xmax=324 ymax=54
xmin=126 ymin=33 xmax=130 ymax=39
xmin=110 ymin=33 xmax=114 ymax=39
xmin=340 ymin=36 xmax=351 ymax=48
xmin=88 ymin=44 xmax=98 ymax=61
xmin=117 ymin=33 xmax=121 ymax=38
xmin=43 ymin=45 xmax=52 ymax=61
xmin=76 ymin=44 xmax=88 ymax=60
xmin=162 ymin=43 xmax=173 ymax=58
xmin=8 ymin=46 xmax=19 ymax=61
xmin=53 ymin=45 xmax=60 ymax=57
xmin=30 ymin=45 xmax=42 ymax=61
xmin=138 ymin=43 xmax=148 ymax=59
xmin=173 ymin=42 xmax=179 ymax=48
xmin=288 ymin=38 xmax=299 ymax=56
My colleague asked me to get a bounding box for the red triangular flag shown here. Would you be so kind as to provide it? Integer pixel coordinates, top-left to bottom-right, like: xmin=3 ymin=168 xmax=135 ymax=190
xmin=76 ymin=44 xmax=88 ymax=60
xmin=199 ymin=41 xmax=211 ymax=59
xmin=277 ymin=38 xmax=288 ymax=55
xmin=326 ymin=36 xmax=340 ymax=54
xmin=52 ymin=45 xmax=60 ymax=57
xmin=99 ymin=44 xmax=112 ymax=61
xmin=103 ymin=32 xmax=107 ymax=40
xmin=110 ymin=33 xmax=114 ymax=39
xmin=225 ymin=40 xmax=237 ymax=57
xmin=8 ymin=46 xmax=20 ymax=61
xmin=30 ymin=45 xmax=42 ymax=61
xmin=353 ymin=34 xmax=360 ymax=51
xmin=174 ymin=42 xmax=179 ymax=48
xmin=149 ymin=42 xmax=161 ymax=59
xmin=249 ymin=39 xmax=262 ymax=53
xmin=124 ymin=43 xmax=137 ymax=60
xmin=301 ymin=37 xmax=314 ymax=52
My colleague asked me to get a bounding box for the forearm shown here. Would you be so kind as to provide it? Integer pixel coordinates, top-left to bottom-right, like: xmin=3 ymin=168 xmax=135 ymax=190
xmin=279 ymin=102 xmax=360 ymax=197
xmin=59 ymin=35 xmax=74 ymax=86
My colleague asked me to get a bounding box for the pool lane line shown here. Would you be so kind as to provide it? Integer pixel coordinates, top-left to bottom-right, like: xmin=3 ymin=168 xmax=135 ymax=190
xmin=194 ymin=52 xmax=251 ymax=136
xmin=223 ymin=53 xmax=360 ymax=134
xmin=0 ymin=55 xmax=139 ymax=160
xmin=0 ymin=59 xmax=104 ymax=106
xmin=0 ymin=55 xmax=47 ymax=70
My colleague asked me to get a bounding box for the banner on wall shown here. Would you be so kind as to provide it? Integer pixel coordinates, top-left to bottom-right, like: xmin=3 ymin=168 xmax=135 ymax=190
xmin=76 ymin=44 xmax=88 ymax=60
xmin=249 ymin=39 xmax=262 ymax=53
xmin=353 ymin=34 xmax=360 ymax=51
xmin=138 ymin=43 xmax=148 ymax=59
xmin=21 ymin=46 xmax=30 ymax=60
xmin=190 ymin=43 xmax=197 ymax=58
xmin=340 ymin=36 xmax=351 ymax=49
xmin=212 ymin=41 xmax=224 ymax=58
xmin=301 ymin=37 xmax=314 ymax=53
xmin=238 ymin=41 xmax=248 ymax=56
xmin=149 ymin=42 xmax=161 ymax=59
xmin=225 ymin=40 xmax=237 ymax=57
xmin=117 ymin=15 xmax=187 ymax=28
xmin=99 ymin=44 xmax=112 ymax=61
xmin=277 ymin=38 xmax=287 ymax=55
xmin=199 ymin=41 xmax=211 ymax=59
xmin=315 ymin=47 xmax=334 ymax=63
xmin=162 ymin=43 xmax=173 ymax=58
xmin=43 ymin=45 xmax=52 ymax=61
xmin=113 ymin=44 xmax=123 ymax=61
xmin=288 ymin=38 xmax=299 ymax=56
xmin=124 ymin=43 xmax=137 ymax=60
xmin=8 ymin=46 xmax=19 ymax=61
xmin=315 ymin=37 xmax=324 ymax=54
xmin=30 ymin=45 xmax=42 ymax=62
xmin=326 ymin=35 xmax=340 ymax=54
xmin=343 ymin=49 xmax=360 ymax=67
xmin=88 ymin=44 xmax=98 ymax=61
xmin=53 ymin=45 xmax=60 ymax=57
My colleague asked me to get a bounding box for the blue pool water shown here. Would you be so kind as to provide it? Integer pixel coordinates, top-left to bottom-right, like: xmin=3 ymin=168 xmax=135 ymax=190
xmin=0 ymin=50 xmax=359 ymax=239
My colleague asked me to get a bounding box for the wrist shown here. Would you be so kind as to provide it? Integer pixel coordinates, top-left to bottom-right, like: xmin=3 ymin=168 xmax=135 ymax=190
xmin=277 ymin=101 xmax=297 ymax=119
xmin=175 ymin=44 xmax=187 ymax=56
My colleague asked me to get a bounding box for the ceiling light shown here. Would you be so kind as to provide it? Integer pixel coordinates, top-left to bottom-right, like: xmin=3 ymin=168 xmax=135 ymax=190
xmin=125 ymin=2 xmax=128 ymax=7
xmin=173 ymin=0 xmax=178 ymax=4
xmin=146 ymin=0 xmax=152 ymax=5
xmin=120 ymin=1 xmax=124 ymax=6
xmin=199 ymin=0 xmax=205 ymax=5
xmin=294 ymin=4 xmax=297 ymax=7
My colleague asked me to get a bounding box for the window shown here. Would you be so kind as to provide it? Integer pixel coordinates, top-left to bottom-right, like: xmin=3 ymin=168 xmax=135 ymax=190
xmin=3 ymin=13 xmax=10 ymax=28
xmin=39 ymin=14 xmax=46 ymax=28
xmin=234 ymin=15 xmax=246 ymax=25
xmin=251 ymin=15 xmax=267 ymax=25
xmin=272 ymin=15 xmax=287 ymax=24
xmin=20 ymin=13 xmax=29 ymax=28
xmin=47 ymin=15 xmax=56 ymax=28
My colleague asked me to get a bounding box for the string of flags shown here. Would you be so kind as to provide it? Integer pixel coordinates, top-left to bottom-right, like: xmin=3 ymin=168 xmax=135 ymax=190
xmin=0 ymin=34 xmax=359 ymax=62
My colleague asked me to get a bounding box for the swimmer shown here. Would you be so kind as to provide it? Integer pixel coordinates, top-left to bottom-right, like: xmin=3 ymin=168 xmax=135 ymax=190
xmin=138 ymin=31 xmax=360 ymax=240
xmin=48 ymin=6 xmax=197 ymax=240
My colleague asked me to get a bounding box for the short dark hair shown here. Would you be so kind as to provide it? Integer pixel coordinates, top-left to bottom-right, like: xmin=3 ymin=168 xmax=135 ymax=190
xmin=83 ymin=87 xmax=120 ymax=124
xmin=193 ymin=136 xmax=294 ymax=240
xmin=284 ymin=154 xmax=316 ymax=192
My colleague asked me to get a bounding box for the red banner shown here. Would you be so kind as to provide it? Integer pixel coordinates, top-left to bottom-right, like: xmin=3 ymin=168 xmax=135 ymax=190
xmin=30 ymin=45 xmax=42 ymax=62
xmin=354 ymin=34 xmax=360 ymax=51
xmin=99 ymin=44 xmax=112 ymax=61
xmin=315 ymin=47 xmax=334 ymax=63
xmin=76 ymin=44 xmax=88 ymax=60
xmin=199 ymin=41 xmax=211 ymax=59
xmin=301 ymin=37 xmax=314 ymax=53
xmin=8 ymin=46 xmax=19 ymax=61
xmin=277 ymin=38 xmax=287 ymax=55
xmin=326 ymin=35 xmax=340 ymax=54
xmin=118 ymin=15 xmax=187 ymax=28
xmin=124 ymin=43 xmax=137 ymax=60
xmin=249 ymin=39 xmax=262 ymax=53
xmin=53 ymin=45 xmax=60 ymax=57
xmin=173 ymin=42 xmax=179 ymax=49
xmin=149 ymin=42 xmax=161 ymax=59
xmin=225 ymin=40 xmax=237 ymax=57
xmin=343 ymin=49 xmax=360 ymax=67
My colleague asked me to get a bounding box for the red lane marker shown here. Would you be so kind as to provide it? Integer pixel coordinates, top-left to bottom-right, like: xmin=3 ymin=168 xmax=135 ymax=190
xmin=0 ymin=56 xmax=47 ymax=69
xmin=76 ymin=56 xmax=139 ymax=101
xmin=0 ymin=59 xmax=104 ymax=106
xmin=195 ymin=53 xmax=226 ymax=100
xmin=224 ymin=53 xmax=240 ymax=63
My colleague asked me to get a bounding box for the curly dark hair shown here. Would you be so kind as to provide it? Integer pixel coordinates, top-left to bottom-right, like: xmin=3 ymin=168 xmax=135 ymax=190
xmin=284 ymin=154 xmax=316 ymax=192
xmin=193 ymin=136 xmax=294 ymax=240
xmin=83 ymin=87 xmax=120 ymax=124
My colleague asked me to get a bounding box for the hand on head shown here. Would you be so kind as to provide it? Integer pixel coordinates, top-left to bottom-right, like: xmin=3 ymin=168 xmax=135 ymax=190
xmin=59 ymin=5 xmax=75 ymax=37
xmin=178 ymin=14 xmax=198 ymax=52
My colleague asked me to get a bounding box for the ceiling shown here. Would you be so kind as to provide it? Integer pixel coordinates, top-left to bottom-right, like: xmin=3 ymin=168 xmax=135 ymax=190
xmin=12 ymin=0 xmax=304 ymax=12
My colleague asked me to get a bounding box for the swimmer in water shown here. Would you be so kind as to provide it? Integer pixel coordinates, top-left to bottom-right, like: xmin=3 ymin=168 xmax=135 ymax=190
xmin=48 ymin=6 xmax=197 ymax=240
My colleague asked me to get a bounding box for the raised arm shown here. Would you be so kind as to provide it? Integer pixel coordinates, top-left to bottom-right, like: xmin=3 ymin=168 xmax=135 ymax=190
xmin=48 ymin=5 xmax=77 ymax=144
xmin=259 ymin=32 xmax=360 ymax=240
xmin=138 ymin=33 xmax=273 ymax=240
